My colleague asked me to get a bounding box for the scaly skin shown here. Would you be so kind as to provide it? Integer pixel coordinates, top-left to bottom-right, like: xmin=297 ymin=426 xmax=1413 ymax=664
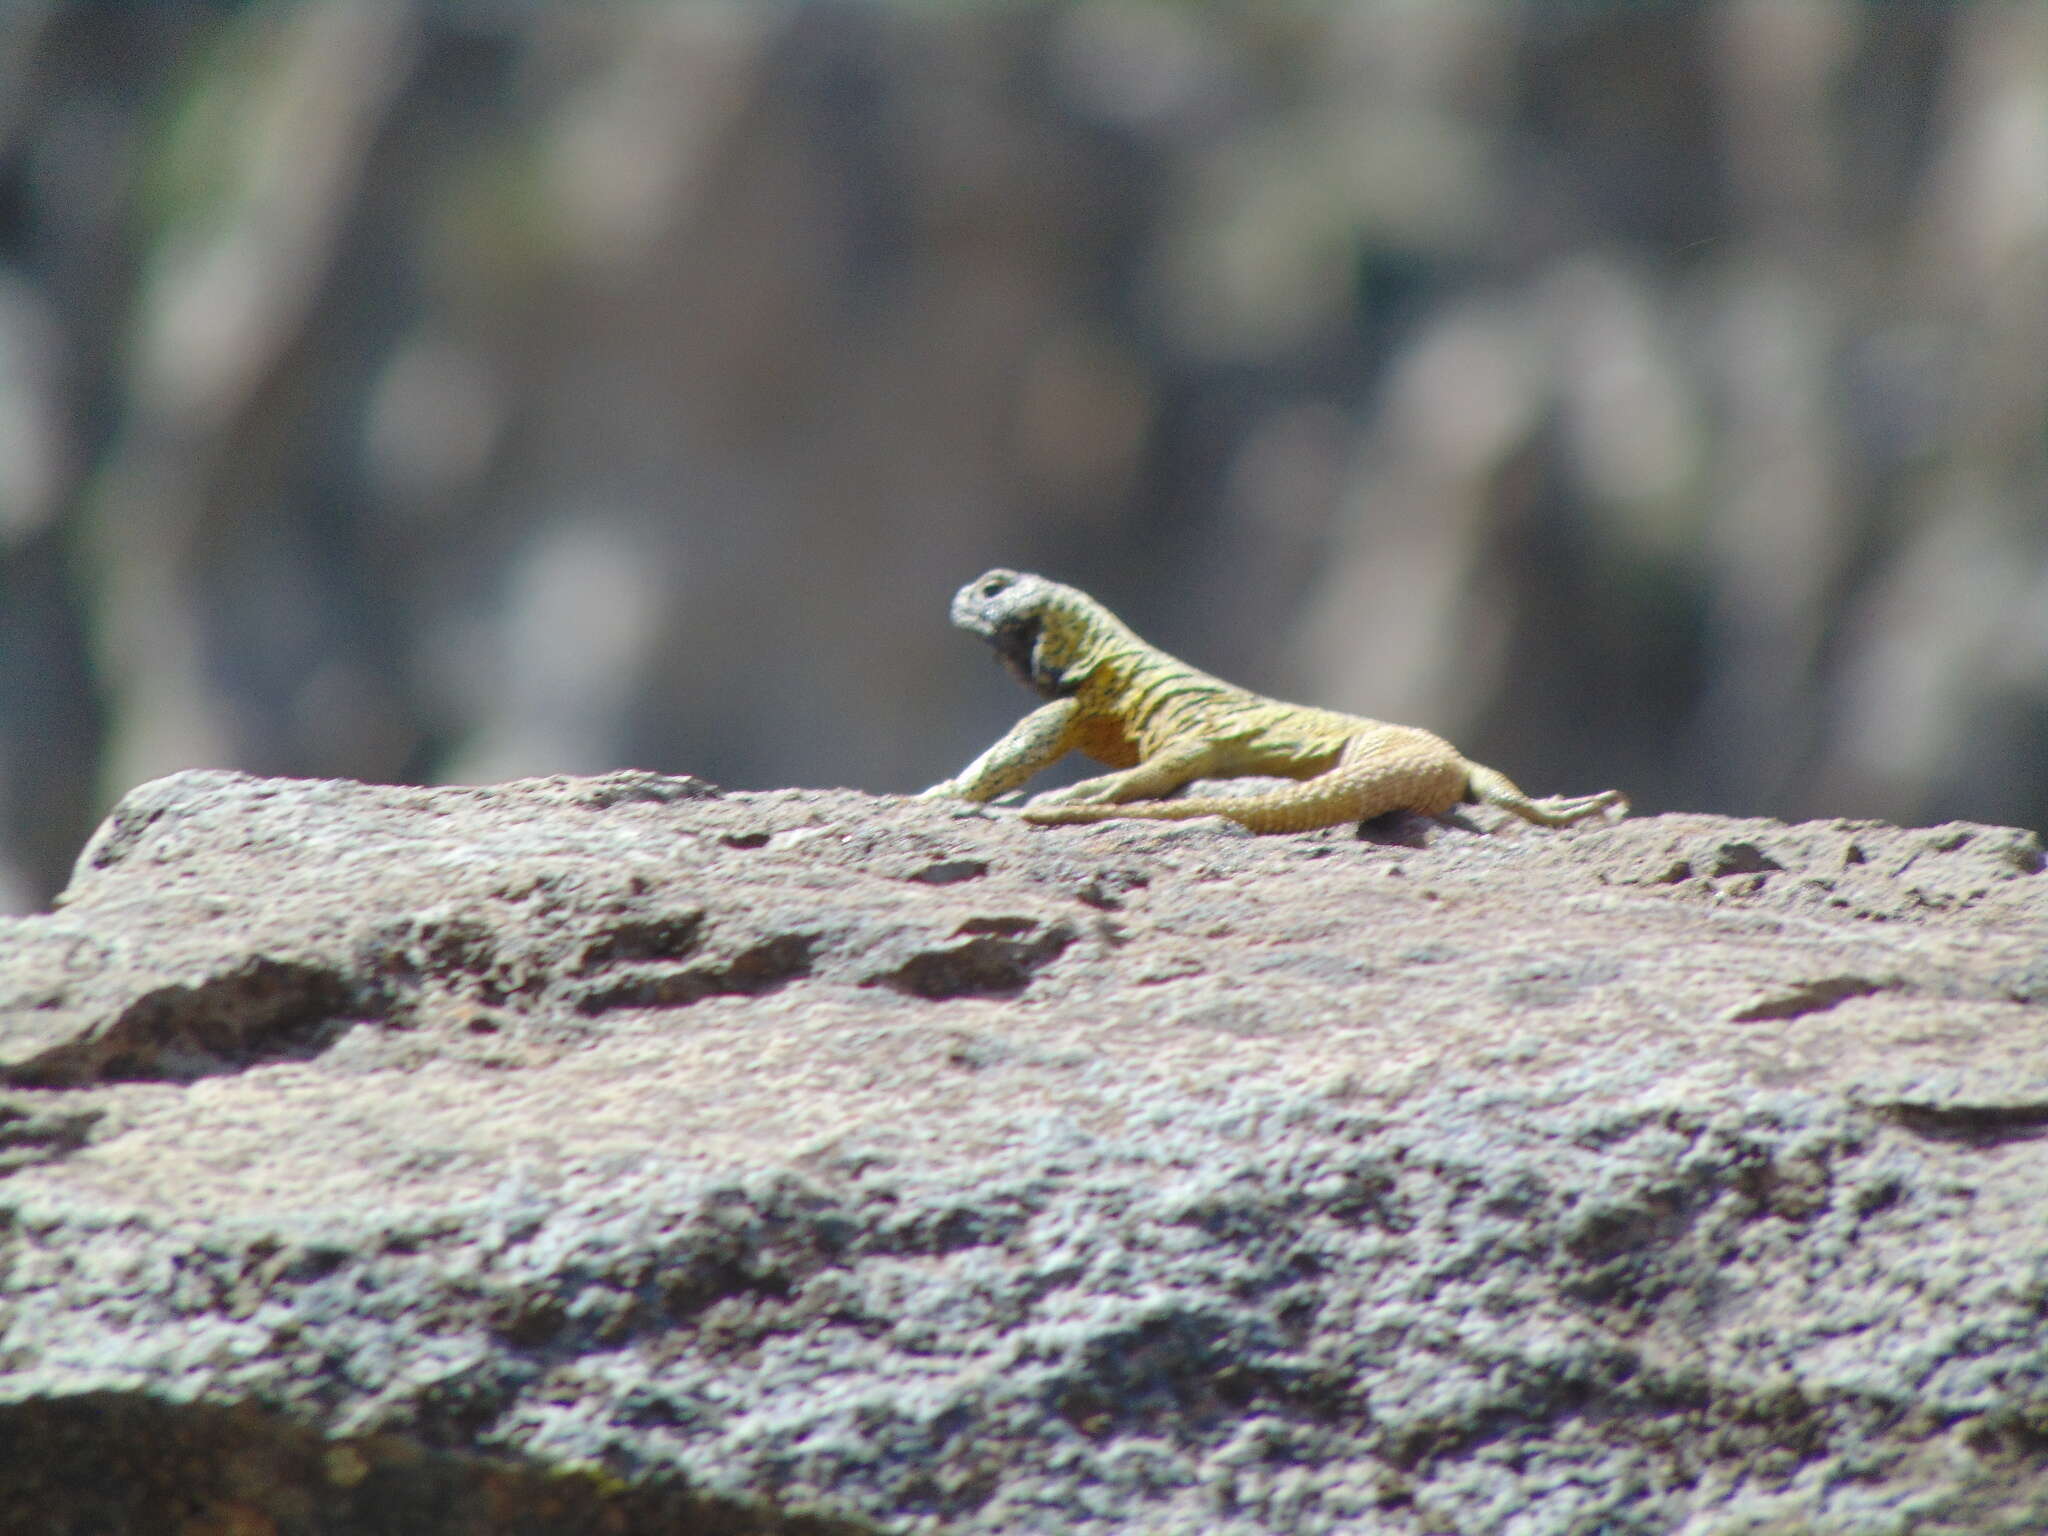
xmin=921 ymin=569 xmax=1626 ymax=835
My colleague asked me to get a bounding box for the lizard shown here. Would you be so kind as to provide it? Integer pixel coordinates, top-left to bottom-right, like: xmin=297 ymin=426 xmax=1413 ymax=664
xmin=920 ymin=568 xmax=1626 ymax=835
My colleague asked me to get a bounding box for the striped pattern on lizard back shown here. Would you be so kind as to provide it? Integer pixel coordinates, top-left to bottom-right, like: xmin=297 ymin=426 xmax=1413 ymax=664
xmin=920 ymin=569 xmax=1625 ymax=835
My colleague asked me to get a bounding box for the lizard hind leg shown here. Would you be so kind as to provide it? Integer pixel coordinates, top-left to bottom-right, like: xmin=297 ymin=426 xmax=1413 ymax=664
xmin=1020 ymin=788 xmax=1347 ymax=834
xmin=1466 ymin=763 xmax=1627 ymax=827
xmin=1024 ymin=741 xmax=1226 ymax=808
xmin=1022 ymin=735 xmax=1467 ymax=834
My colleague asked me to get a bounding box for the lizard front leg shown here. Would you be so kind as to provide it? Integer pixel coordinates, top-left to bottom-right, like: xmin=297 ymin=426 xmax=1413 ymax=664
xmin=921 ymin=697 xmax=1083 ymax=803
xmin=1025 ymin=740 xmax=1226 ymax=807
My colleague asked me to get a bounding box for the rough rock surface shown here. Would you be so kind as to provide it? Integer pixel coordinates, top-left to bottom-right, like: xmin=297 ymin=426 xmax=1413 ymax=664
xmin=2 ymin=769 xmax=2046 ymax=1535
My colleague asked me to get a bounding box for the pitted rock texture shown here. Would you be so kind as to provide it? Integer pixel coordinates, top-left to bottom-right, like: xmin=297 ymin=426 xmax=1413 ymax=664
xmin=2 ymin=769 xmax=2046 ymax=1535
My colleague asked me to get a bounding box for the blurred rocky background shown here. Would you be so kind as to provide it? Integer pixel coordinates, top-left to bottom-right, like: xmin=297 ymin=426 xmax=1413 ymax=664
xmin=1 ymin=0 xmax=2044 ymax=912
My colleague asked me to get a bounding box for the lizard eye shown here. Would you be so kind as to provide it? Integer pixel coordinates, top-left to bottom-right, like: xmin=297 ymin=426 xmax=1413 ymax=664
xmin=978 ymin=575 xmax=1012 ymax=598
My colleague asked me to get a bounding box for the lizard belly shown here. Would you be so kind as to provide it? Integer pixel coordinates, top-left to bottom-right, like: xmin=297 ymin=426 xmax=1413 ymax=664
xmin=1073 ymin=712 xmax=1141 ymax=768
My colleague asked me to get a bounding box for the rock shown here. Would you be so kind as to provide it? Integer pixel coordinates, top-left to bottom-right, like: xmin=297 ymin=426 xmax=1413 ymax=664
xmin=2 ymin=770 xmax=2045 ymax=1534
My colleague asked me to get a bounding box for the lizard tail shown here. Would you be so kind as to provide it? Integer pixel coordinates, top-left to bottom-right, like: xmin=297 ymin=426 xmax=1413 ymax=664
xmin=1466 ymin=764 xmax=1627 ymax=827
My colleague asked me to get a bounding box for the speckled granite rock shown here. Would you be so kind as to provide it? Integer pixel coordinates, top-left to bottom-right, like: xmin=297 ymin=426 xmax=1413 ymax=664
xmin=2 ymin=770 xmax=2045 ymax=1535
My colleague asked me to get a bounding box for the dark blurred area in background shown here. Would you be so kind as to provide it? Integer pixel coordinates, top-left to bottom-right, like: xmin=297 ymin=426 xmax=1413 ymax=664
xmin=1 ymin=2 xmax=2044 ymax=912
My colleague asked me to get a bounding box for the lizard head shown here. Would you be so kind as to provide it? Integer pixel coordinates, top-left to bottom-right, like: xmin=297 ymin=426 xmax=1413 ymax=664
xmin=950 ymin=568 xmax=1081 ymax=696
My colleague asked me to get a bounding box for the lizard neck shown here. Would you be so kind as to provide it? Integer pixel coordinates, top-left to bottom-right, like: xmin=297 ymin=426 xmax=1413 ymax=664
xmin=1033 ymin=590 xmax=1142 ymax=696
xmin=1044 ymin=591 xmax=1244 ymax=752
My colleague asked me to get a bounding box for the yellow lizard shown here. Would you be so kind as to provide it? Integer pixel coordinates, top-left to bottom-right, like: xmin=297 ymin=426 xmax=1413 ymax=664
xmin=922 ymin=569 xmax=1626 ymax=834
